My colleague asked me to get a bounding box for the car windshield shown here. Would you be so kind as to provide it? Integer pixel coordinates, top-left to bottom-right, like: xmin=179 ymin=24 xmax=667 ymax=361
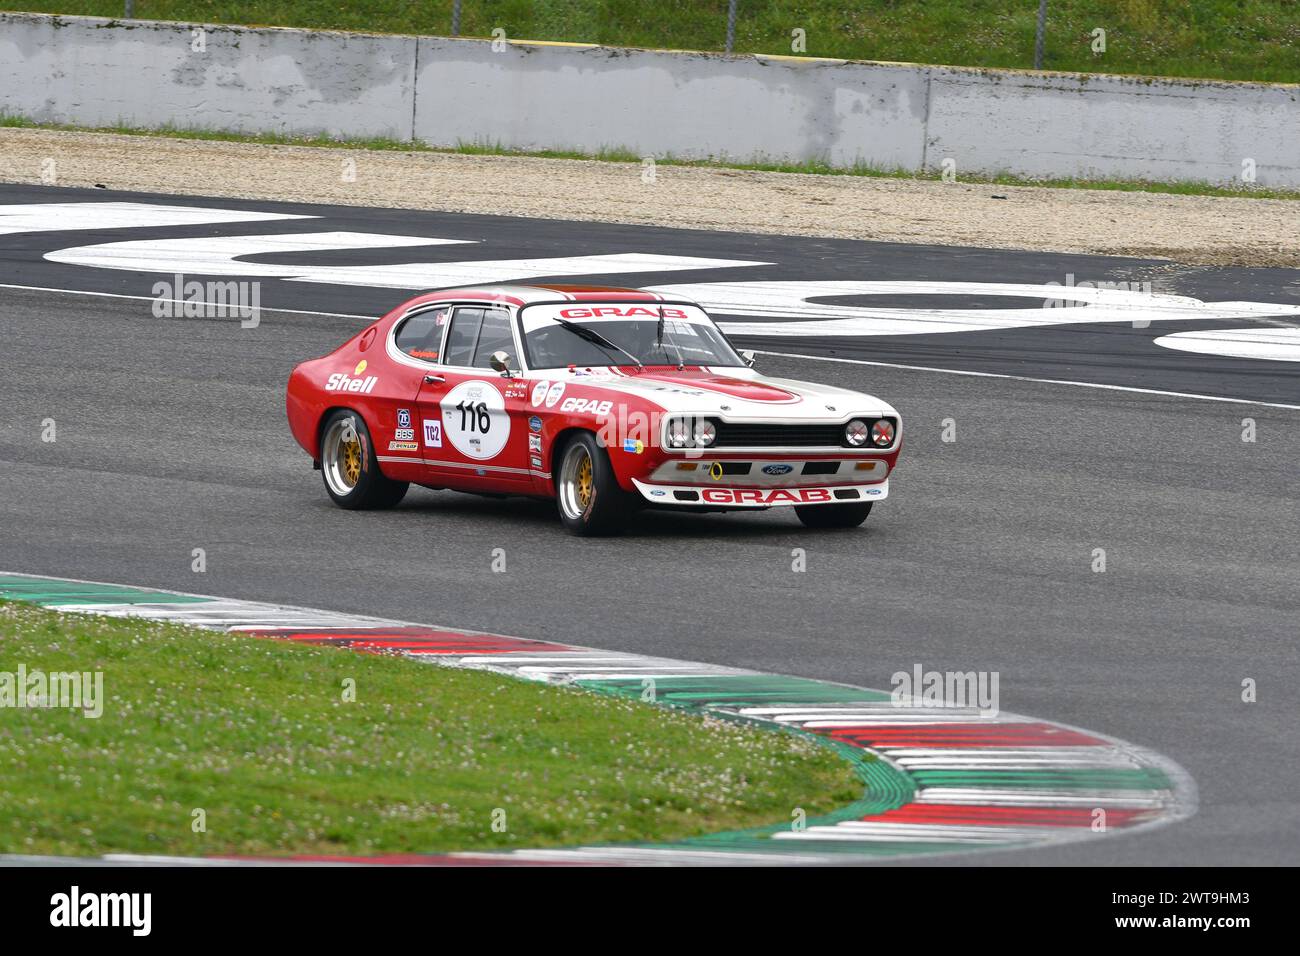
xmin=518 ymin=302 xmax=745 ymax=369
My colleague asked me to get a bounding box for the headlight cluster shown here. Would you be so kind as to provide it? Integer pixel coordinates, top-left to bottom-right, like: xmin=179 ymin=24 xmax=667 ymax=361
xmin=665 ymin=417 xmax=717 ymax=449
xmin=845 ymin=417 xmax=895 ymax=448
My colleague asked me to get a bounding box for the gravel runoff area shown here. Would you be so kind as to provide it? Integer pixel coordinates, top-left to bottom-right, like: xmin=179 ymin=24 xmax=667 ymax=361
xmin=2 ymin=127 xmax=1297 ymax=268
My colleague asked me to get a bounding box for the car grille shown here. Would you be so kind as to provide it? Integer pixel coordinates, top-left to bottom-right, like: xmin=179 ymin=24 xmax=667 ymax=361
xmin=710 ymin=417 xmax=896 ymax=449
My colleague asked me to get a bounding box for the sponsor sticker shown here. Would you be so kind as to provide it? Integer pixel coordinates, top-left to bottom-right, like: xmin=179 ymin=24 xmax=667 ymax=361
xmin=528 ymin=415 xmax=543 ymax=433
xmin=422 ymin=419 xmax=443 ymax=448
xmin=560 ymin=397 xmax=613 ymax=415
xmin=387 ymin=441 xmax=418 ymax=452
xmin=622 ymin=438 xmax=644 ymax=454
xmin=544 ymin=382 xmax=565 ymax=408
xmin=761 ymin=464 xmax=793 ymax=475
xmin=530 ymin=455 xmax=544 ymax=469
xmin=394 ymin=428 xmax=415 ymax=441
xmin=325 ymin=372 xmax=378 ymax=394
xmin=397 ymin=408 xmax=411 ymax=428
xmin=558 ymin=306 xmax=688 ymax=319
xmin=529 ymin=434 xmax=543 ymax=452
xmin=701 ymin=487 xmax=836 ymax=505
xmin=440 ymin=380 xmax=509 ymax=460
xmin=530 ymin=381 xmax=550 ymax=407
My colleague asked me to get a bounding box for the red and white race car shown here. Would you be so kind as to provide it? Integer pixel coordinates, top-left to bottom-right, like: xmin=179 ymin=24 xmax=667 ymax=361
xmin=286 ymin=285 xmax=901 ymax=535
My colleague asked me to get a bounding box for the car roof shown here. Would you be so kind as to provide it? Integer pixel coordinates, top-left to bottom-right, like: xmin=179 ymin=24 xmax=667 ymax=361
xmin=395 ymin=284 xmax=670 ymax=311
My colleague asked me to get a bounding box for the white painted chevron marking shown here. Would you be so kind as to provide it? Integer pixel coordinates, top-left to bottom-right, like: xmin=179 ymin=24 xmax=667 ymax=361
xmin=46 ymin=231 xmax=468 ymax=276
xmin=0 ymin=201 xmax=309 ymax=236
xmin=46 ymin=234 xmax=767 ymax=289
xmin=646 ymin=279 xmax=1300 ymax=337
xmin=1155 ymin=326 xmax=1300 ymax=362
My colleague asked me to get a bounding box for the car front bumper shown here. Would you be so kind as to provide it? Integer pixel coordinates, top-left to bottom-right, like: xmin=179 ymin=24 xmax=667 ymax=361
xmin=630 ymin=478 xmax=889 ymax=507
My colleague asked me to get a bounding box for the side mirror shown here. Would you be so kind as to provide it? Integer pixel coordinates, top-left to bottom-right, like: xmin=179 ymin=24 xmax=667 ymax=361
xmin=740 ymin=350 xmax=756 ymax=368
xmin=489 ymin=350 xmax=513 ymax=375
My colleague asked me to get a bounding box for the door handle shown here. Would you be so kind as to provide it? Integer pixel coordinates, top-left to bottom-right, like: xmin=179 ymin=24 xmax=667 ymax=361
xmin=423 ymin=374 xmax=445 ymax=384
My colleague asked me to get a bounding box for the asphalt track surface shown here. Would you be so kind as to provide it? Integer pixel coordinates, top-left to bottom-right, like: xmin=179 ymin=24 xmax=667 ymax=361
xmin=1 ymin=185 xmax=1298 ymax=865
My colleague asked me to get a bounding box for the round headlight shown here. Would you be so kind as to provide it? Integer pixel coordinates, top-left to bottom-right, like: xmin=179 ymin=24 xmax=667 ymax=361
xmin=666 ymin=418 xmax=691 ymax=448
xmin=844 ymin=418 xmax=869 ymax=447
xmin=871 ymin=419 xmax=895 ymax=447
xmin=694 ymin=419 xmax=717 ymax=447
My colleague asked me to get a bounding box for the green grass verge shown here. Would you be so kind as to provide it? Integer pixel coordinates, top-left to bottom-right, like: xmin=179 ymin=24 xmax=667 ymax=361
xmin=0 ymin=600 xmax=859 ymax=857
xmin=6 ymin=1 xmax=1299 ymax=83
xmin=6 ymin=113 xmax=1297 ymax=201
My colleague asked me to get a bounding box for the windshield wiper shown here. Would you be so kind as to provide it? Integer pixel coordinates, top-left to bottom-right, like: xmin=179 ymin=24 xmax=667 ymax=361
xmin=656 ymin=306 xmax=686 ymax=370
xmin=552 ymin=317 xmax=643 ymax=368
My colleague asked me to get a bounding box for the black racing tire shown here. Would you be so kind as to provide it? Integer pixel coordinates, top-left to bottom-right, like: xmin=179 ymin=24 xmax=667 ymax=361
xmin=794 ymin=501 xmax=873 ymax=529
xmin=554 ymin=432 xmax=636 ymax=536
xmin=319 ymin=409 xmax=408 ymax=510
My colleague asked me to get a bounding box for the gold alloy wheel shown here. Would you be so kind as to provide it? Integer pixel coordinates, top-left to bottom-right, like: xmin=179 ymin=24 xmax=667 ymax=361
xmin=341 ymin=433 xmax=361 ymax=487
xmin=323 ymin=416 xmax=365 ymax=498
xmin=576 ymin=454 xmax=593 ymax=510
xmin=558 ymin=441 xmax=597 ymax=520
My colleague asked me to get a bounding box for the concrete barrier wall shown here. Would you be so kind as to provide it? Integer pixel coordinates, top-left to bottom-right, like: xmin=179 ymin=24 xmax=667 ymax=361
xmin=2 ymin=13 xmax=1297 ymax=187
xmin=412 ymin=39 xmax=929 ymax=170
xmin=0 ymin=15 xmax=417 ymax=139
xmin=925 ymin=67 xmax=1300 ymax=186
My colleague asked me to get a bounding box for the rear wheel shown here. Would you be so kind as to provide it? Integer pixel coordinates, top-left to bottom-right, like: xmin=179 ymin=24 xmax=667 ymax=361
xmin=794 ymin=501 xmax=872 ymax=529
xmin=555 ymin=432 xmax=635 ymax=536
xmin=320 ymin=409 xmax=408 ymax=510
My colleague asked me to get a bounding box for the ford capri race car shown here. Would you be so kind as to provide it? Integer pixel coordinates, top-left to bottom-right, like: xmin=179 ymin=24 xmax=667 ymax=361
xmin=286 ymin=285 xmax=901 ymax=536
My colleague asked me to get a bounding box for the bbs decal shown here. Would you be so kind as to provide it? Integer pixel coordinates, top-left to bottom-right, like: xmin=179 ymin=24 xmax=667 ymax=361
xmin=440 ymin=380 xmax=509 ymax=459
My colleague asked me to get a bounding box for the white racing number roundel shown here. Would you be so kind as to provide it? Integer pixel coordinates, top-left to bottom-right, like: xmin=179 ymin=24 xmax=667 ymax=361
xmin=440 ymin=380 xmax=510 ymax=460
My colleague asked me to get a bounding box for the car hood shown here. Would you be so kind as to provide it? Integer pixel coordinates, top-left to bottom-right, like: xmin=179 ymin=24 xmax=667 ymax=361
xmin=535 ymin=366 xmax=898 ymax=420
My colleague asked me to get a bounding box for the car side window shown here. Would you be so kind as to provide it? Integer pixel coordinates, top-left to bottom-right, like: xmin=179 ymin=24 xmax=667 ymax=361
xmin=442 ymin=307 xmax=485 ymax=367
xmin=394 ymin=306 xmax=449 ymax=361
xmin=469 ymin=308 xmax=514 ymax=369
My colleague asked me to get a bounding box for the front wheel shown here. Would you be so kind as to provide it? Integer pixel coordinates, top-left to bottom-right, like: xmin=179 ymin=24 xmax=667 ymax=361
xmin=320 ymin=409 xmax=408 ymax=510
xmin=794 ymin=501 xmax=872 ymax=529
xmin=555 ymin=433 xmax=635 ymax=536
